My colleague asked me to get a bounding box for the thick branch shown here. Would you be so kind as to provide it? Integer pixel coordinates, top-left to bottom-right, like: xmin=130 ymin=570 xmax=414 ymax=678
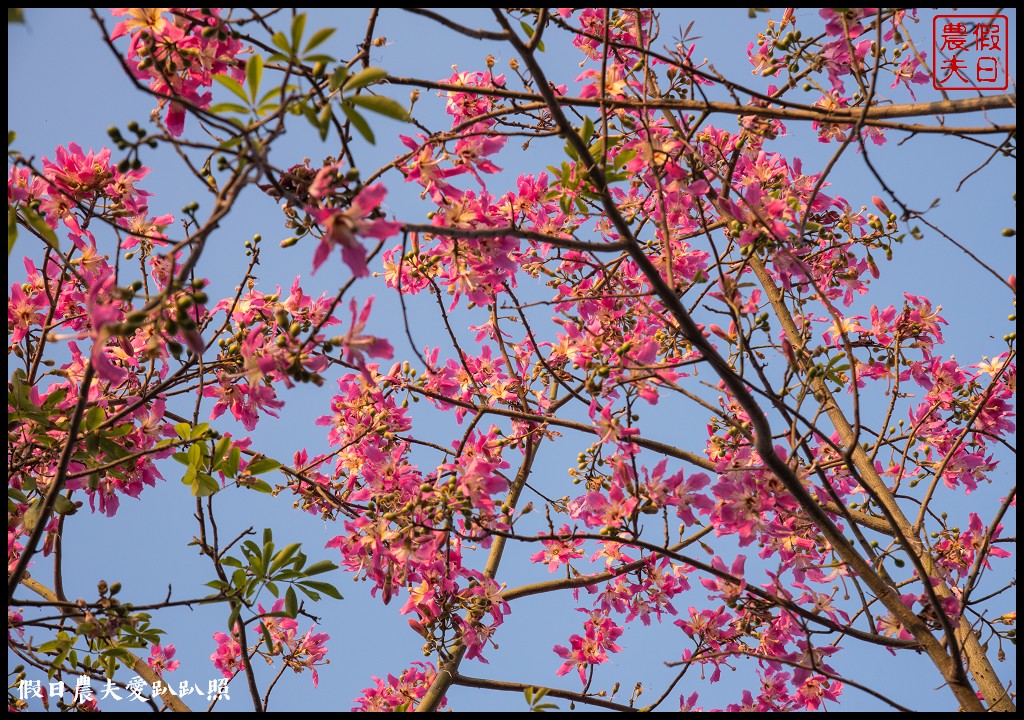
xmin=387 ymin=74 xmax=1016 ymax=129
xmin=497 ymin=14 xmax=989 ymax=711
xmin=749 ymin=257 xmax=1014 ymax=712
xmin=21 ymin=577 xmax=193 ymax=712
xmin=414 ymin=436 xmax=540 ymax=711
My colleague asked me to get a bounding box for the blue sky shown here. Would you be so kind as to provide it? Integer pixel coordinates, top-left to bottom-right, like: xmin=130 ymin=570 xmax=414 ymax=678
xmin=9 ymin=8 xmax=1016 ymax=712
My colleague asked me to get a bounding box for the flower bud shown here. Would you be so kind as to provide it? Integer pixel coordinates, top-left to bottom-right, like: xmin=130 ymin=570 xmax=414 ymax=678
xmin=871 ymin=196 xmax=892 ymax=217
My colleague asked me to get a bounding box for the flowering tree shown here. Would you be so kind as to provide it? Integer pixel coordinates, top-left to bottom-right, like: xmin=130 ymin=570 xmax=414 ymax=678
xmin=7 ymin=7 xmax=1016 ymax=713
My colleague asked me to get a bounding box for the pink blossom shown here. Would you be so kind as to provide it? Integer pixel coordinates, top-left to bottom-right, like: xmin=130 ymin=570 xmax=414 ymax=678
xmin=530 ymin=526 xmax=585 ymax=572
xmin=307 ymin=184 xmax=400 ymax=276
xmin=335 ymin=298 xmax=394 ymax=370
xmin=147 ymin=643 xmax=181 ymax=676
xmin=210 ymin=631 xmax=243 ymax=678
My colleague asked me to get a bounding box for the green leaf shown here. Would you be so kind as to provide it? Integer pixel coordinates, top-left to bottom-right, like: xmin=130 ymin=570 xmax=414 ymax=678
xmin=348 ymin=94 xmax=409 ymax=121
xmin=298 ymin=580 xmax=343 ymax=600
xmin=212 ymin=435 xmax=231 ymax=471
xmin=187 ymin=443 xmax=203 ymax=469
xmin=174 ymin=422 xmax=192 ymax=440
xmin=295 ymin=584 xmax=321 ymax=602
xmin=23 ymin=500 xmax=44 ymax=533
xmin=247 ymin=458 xmax=282 ymax=475
xmin=304 ymin=26 xmax=336 ymax=53
xmin=227 ymin=604 xmax=241 ymax=631
xmin=8 ymin=8 xmax=24 ymax=23
xmin=246 ymin=54 xmax=264 ymax=101
xmin=271 ymin=31 xmax=291 ymax=55
xmin=262 ymin=539 xmax=274 ymax=573
xmin=317 ymin=104 xmax=332 ymax=141
xmin=304 ymin=53 xmax=335 ymax=66
xmin=97 ymin=437 xmax=129 ymax=460
xmin=342 ymin=66 xmax=387 ymax=93
xmin=8 ymin=205 xmax=17 ymax=256
xmin=245 ymin=479 xmax=273 ymax=493
xmin=613 ymin=148 xmax=637 ymax=169
xmin=84 ymin=406 xmax=105 ymax=431
xmin=38 ymin=638 xmax=62 ymax=654
xmin=224 ymin=447 xmax=241 ymax=478
xmin=105 ymin=423 xmax=134 ymax=437
xmin=581 ymin=115 xmax=595 ymax=143
xmin=51 ymin=646 xmax=72 ymax=678
xmin=519 ymin=20 xmax=545 ymax=51
xmin=301 ymin=559 xmax=337 ymax=576
xmin=193 ymin=473 xmax=220 ymax=497
xmin=290 ymin=12 xmax=307 ymax=55
xmin=53 ymin=495 xmax=77 ymax=516
xmin=285 ymin=586 xmax=298 ymax=617
xmin=258 ymin=85 xmax=288 ymax=105
xmin=256 ymin=102 xmax=280 ymax=117
xmin=209 ymin=102 xmax=251 ymax=116
xmin=328 ymin=66 xmax=348 ymax=92
xmin=21 ymin=206 xmax=59 ymax=250
xmin=242 ymin=541 xmax=260 ymax=561
xmin=269 ymin=543 xmax=301 ymax=574
xmin=213 ymin=74 xmax=250 ymax=104
xmin=190 ymin=422 xmax=211 ymax=440
xmin=341 ymin=103 xmax=374 ymax=144
xmin=8 ymin=130 xmax=15 ymax=146
xmin=525 ymin=687 xmax=534 ymax=705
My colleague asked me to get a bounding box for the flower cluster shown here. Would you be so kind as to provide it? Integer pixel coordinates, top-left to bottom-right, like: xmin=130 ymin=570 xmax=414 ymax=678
xmin=210 ymin=599 xmax=330 ymax=687
xmin=110 ymin=8 xmax=247 ymax=135
xmin=352 ymin=661 xmax=444 ymax=712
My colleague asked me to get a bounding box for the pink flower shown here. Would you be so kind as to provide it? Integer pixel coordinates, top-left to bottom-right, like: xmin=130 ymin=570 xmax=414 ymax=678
xmin=307 ymin=184 xmax=400 ymax=276
xmin=147 ymin=643 xmax=181 ymax=676
xmin=210 ymin=631 xmax=243 ymax=678
xmin=890 ymin=54 xmax=930 ymax=99
xmin=109 ymin=9 xmax=247 ymax=136
xmin=292 ymin=628 xmax=331 ymax=687
xmin=352 ymin=662 xmax=443 ymax=712
xmin=335 ymin=298 xmax=394 ymax=370
xmin=8 ymin=282 xmax=46 ymax=343
xmin=569 ymin=472 xmax=638 ymax=529
xmin=530 ymin=525 xmax=585 ymax=572
xmin=203 ymin=372 xmax=284 ymax=431
xmin=256 ymin=599 xmax=330 ymax=686
xmin=553 ymin=633 xmax=608 ymax=683
xmin=794 ymin=675 xmax=843 ymax=710
xmin=258 ymin=599 xmax=299 ymax=648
